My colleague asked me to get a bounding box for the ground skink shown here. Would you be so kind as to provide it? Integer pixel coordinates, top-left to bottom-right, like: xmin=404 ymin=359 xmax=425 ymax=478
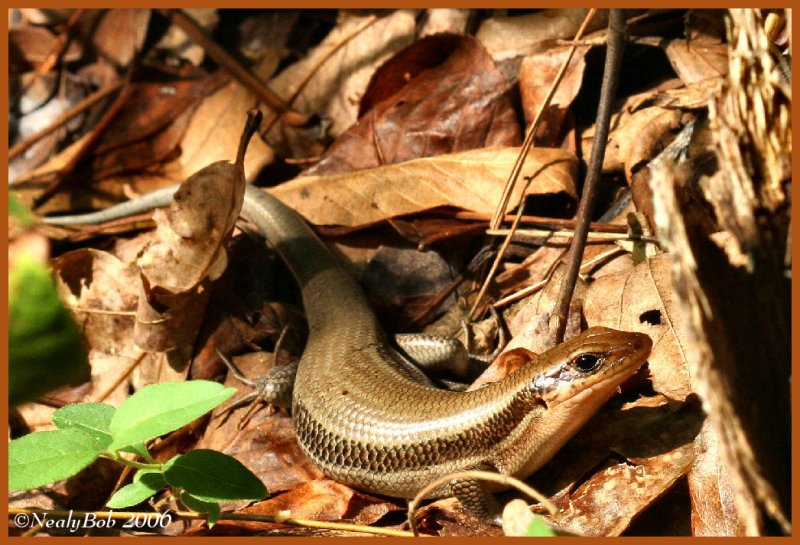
xmin=44 ymin=183 xmax=652 ymax=522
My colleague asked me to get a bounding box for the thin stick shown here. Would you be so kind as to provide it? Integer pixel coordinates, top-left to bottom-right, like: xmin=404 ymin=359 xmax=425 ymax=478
xmin=453 ymin=210 xmax=626 ymax=233
xmin=158 ymin=9 xmax=307 ymax=127
xmin=470 ymin=9 xmax=597 ymax=319
xmin=551 ymin=9 xmax=626 ymax=344
xmin=23 ymin=9 xmax=84 ymax=90
xmin=486 ymin=227 xmax=658 ymax=243
xmin=489 ymin=9 xmax=597 ymax=230
xmin=492 ymin=246 xmax=626 ymax=308
xmin=9 ymin=80 xmax=122 ymax=160
xmin=32 ymin=73 xmax=136 ymax=209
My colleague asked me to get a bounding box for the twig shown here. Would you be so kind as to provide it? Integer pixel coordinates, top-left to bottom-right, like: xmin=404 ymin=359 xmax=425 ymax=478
xmin=9 ymin=80 xmax=122 ymax=160
xmin=470 ymin=9 xmax=597 ymax=319
xmin=32 ymin=72 xmax=136 ymax=209
xmin=486 ymin=227 xmax=658 ymax=244
xmin=158 ymin=9 xmax=307 ymax=127
xmin=452 ymin=210 xmax=626 ymax=233
xmin=550 ymin=9 xmax=626 ymax=344
xmin=488 ymin=9 xmax=597 ymax=230
xmin=22 ymin=9 xmax=84 ymax=92
xmin=492 ymin=246 xmax=625 ymax=308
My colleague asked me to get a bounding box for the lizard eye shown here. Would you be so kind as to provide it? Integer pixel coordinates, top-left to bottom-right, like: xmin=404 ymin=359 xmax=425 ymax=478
xmin=573 ymin=353 xmax=603 ymax=373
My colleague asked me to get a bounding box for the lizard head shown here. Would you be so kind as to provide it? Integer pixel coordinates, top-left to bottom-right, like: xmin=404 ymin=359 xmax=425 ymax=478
xmin=531 ymin=326 xmax=652 ymax=408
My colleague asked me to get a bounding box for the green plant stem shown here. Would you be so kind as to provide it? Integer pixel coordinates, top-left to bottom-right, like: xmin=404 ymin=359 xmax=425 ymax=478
xmin=104 ymin=454 xmax=163 ymax=471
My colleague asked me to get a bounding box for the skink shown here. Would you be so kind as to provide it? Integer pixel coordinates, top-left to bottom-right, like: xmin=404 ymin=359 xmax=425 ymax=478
xmin=44 ymin=183 xmax=652 ymax=521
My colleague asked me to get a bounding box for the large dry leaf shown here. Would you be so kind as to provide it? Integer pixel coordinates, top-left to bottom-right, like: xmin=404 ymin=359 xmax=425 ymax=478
xmin=664 ymin=11 xmax=728 ymax=85
xmin=52 ymin=249 xmax=140 ymax=353
xmin=476 ymin=9 xmax=608 ymax=60
xmin=9 ymin=24 xmax=82 ymax=67
xmin=86 ymin=9 xmax=151 ymax=67
xmin=134 ymin=131 xmax=250 ymax=353
xmin=665 ymin=39 xmax=729 ymax=85
xmin=178 ymin=54 xmax=279 ymax=179
xmin=542 ymin=395 xmax=704 ymax=536
xmin=583 ymin=99 xmax=685 ymax=180
xmin=268 ymin=10 xmax=416 ymax=138
xmin=306 ymin=33 xmax=520 ymax=175
xmin=49 ymin=249 xmax=143 ymax=405
xmin=519 ymin=44 xmax=588 ymax=148
xmin=12 ymin=62 xmax=274 ymax=213
xmin=137 ymin=161 xmax=245 ymax=291
xmin=583 ymin=253 xmax=690 ymax=402
xmin=271 ymin=146 xmax=577 ymax=227
xmin=49 ymin=245 xmax=186 ymax=396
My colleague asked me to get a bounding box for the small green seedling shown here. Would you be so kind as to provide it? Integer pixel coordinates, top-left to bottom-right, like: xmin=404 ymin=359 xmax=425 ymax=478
xmin=9 ymin=380 xmax=267 ymax=526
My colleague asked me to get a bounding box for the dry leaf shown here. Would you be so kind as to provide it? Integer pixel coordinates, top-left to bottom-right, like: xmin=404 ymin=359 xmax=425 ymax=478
xmin=8 ymin=24 xmax=82 ymax=67
xmin=245 ymin=479 xmax=402 ymax=524
xmin=134 ymin=123 xmax=251 ymax=354
xmin=307 ymin=33 xmax=520 ymax=175
xmin=178 ymin=54 xmax=279 ymax=180
xmin=137 ymin=159 xmax=246 ymax=292
xmin=476 ymin=9 xmax=607 ymax=60
xmin=665 ymin=39 xmax=729 ymax=85
xmin=519 ymin=44 xmax=588 ymax=148
xmin=595 ymin=105 xmax=684 ymax=181
xmin=419 ymin=9 xmax=471 ymax=36
xmin=268 ymin=10 xmax=416 ymax=138
xmin=12 ymin=62 xmax=273 ymax=213
xmin=272 ymin=146 xmax=577 ymax=227
xmin=637 ymin=76 xmax=724 ymax=111
xmin=88 ymin=9 xmax=151 ymax=67
xmin=663 ymin=10 xmax=729 ymax=85
xmin=131 ymin=112 xmax=262 ymax=357
xmin=50 ymin=248 xmax=143 ymax=404
xmin=534 ymin=395 xmax=704 ymax=536
xmin=583 ymin=253 xmax=690 ymax=401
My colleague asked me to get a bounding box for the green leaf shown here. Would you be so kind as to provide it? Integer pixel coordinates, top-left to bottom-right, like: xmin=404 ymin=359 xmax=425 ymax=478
xmin=106 ymin=471 xmax=166 ymax=509
xmin=9 ymin=254 xmax=90 ymax=406
xmin=120 ymin=442 xmax=153 ymax=461
xmin=8 ymin=429 xmax=101 ymax=490
xmin=52 ymin=403 xmax=115 ymax=450
xmin=180 ymin=491 xmax=222 ymax=527
xmin=108 ymin=381 xmax=235 ymax=451
xmin=526 ymin=515 xmax=556 ymax=537
xmin=164 ymin=450 xmax=267 ymax=502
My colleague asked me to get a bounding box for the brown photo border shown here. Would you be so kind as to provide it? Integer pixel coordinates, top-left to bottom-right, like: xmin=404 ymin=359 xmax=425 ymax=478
xmin=2 ymin=2 xmax=795 ymax=542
